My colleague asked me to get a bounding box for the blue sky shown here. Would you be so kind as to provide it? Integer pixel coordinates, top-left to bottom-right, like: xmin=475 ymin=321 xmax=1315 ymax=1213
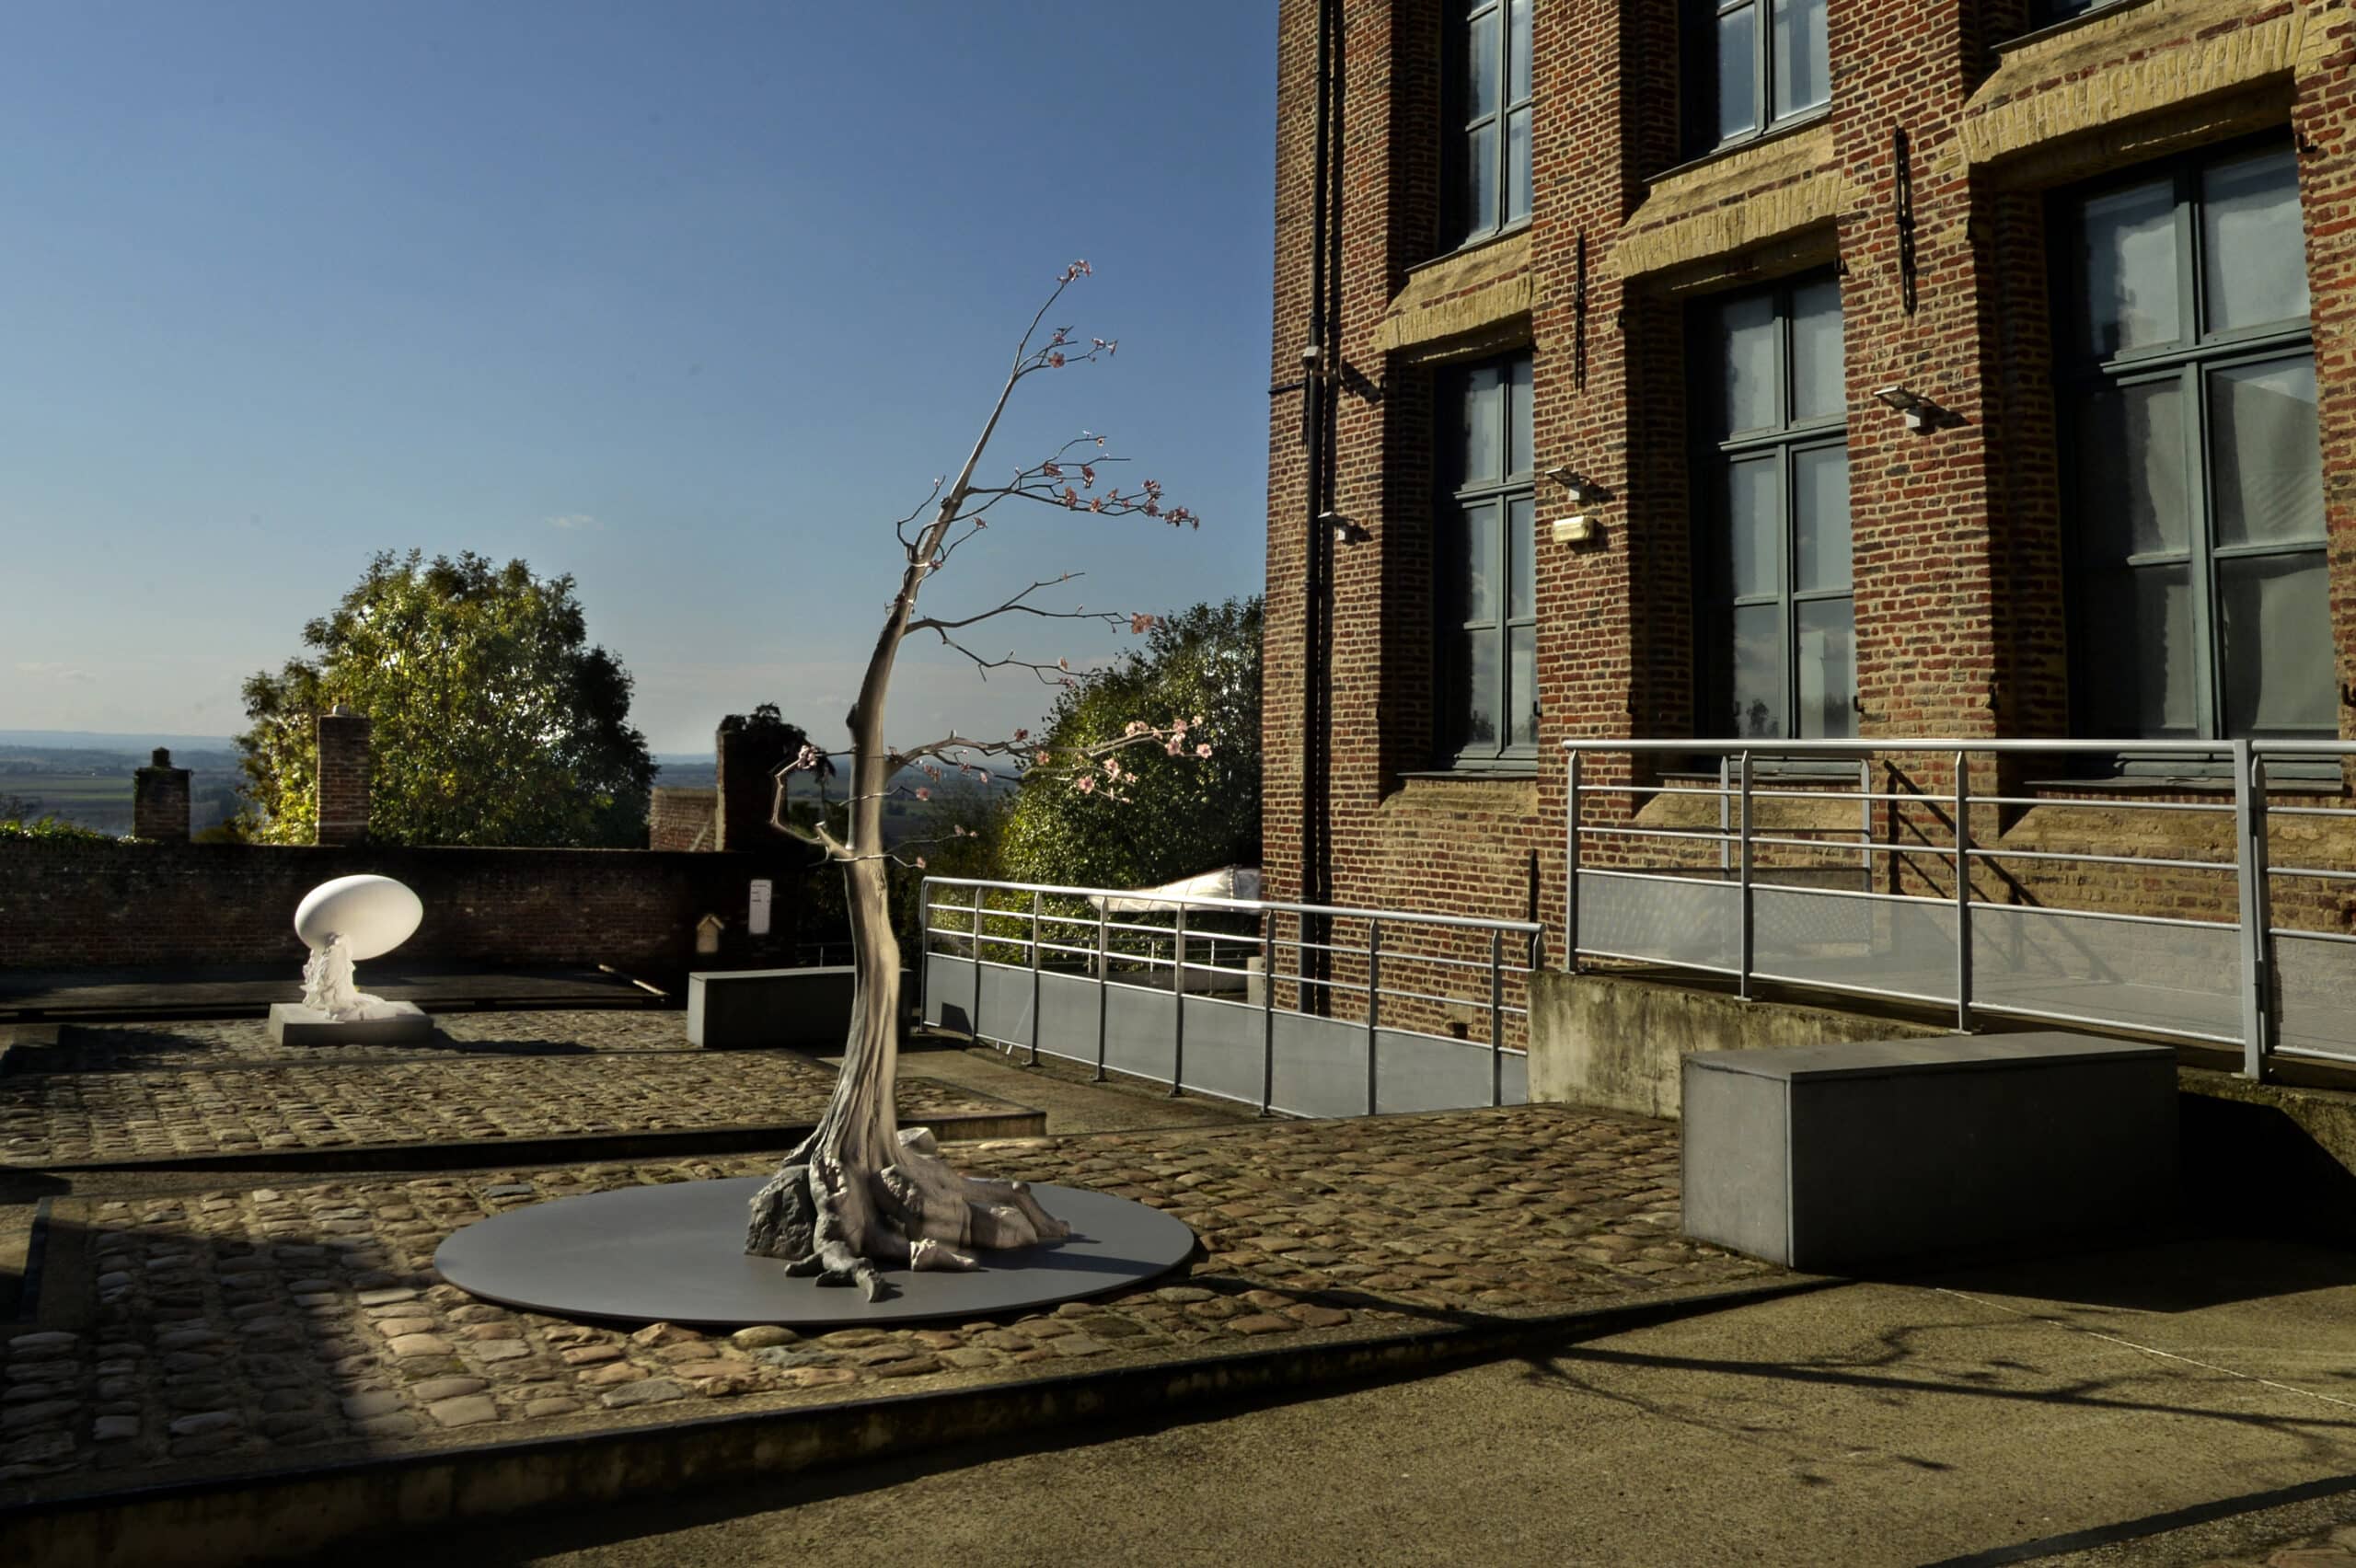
xmin=0 ymin=2 xmax=1276 ymax=756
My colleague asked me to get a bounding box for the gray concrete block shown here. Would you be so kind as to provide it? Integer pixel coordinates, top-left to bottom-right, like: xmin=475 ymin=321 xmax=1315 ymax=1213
xmin=1682 ymin=1032 xmax=2177 ymax=1270
xmin=266 ymin=1001 xmax=433 ymax=1046
xmin=688 ymin=967 xmax=885 ymax=1050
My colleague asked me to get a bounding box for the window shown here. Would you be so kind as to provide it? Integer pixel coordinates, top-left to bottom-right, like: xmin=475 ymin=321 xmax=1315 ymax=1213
xmin=1438 ymin=352 xmax=1538 ymax=765
xmin=2033 ymin=0 xmax=2127 ymax=25
xmin=1449 ymin=0 xmax=1532 ymax=246
xmin=2057 ymin=141 xmax=2327 ymax=749
xmin=1694 ymin=276 xmax=1853 ymax=742
xmin=1683 ymin=0 xmax=1828 ymax=156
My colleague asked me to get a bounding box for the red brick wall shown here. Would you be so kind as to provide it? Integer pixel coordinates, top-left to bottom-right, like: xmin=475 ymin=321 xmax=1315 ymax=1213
xmin=649 ymin=787 xmax=717 ymax=852
xmin=1265 ymin=0 xmax=2356 ymax=963
xmin=0 ymin=840 xmax=803 ymax=980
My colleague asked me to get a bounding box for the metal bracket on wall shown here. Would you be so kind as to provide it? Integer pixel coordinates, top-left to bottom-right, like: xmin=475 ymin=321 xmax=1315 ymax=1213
xmin=1895 ymin=127 xmax=1919 ymax=316
xmin=1574 ymin=232 xmax=1590 ymax=391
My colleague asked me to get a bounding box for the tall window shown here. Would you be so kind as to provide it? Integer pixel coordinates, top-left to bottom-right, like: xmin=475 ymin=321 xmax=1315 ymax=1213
xmin=2034 ymin=0 xmax=2124 ymax=24
xmin=1450 ymin=0 xmax=1532 ymax=245
xmin=1438 ymin=352 xmax=1538 ymax=765
xmin=1684 ymin=0 xmax=1828 ymax=156
xmin=2058 ymin=140 xmax=2327 ymax=748
xmin=1696 ymin=277 xmax=1853 ymax=741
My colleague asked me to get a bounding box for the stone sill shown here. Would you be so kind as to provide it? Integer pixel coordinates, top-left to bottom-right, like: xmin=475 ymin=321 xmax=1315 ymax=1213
xmin=1648 ymin=109 xmax=1834 ymax=190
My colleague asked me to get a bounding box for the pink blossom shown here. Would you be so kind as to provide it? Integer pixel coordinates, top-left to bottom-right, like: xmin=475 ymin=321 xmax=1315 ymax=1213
xmin=1049 ymin=352 xmax=1066 ymax=369
xmin=1080 ymin=465 xmax=1095 ymax=487
xmin=1014 ymin=727 xmax=1030 ymax=742
xmin=1043 ymin=461 xmax=1062 ymax=479
xmin=1077 ymin=775 xmax=1096 ymax=794
xmin=1125 ymin=718 xmax=1148 ymax=736
xmin=1164 ymin=739 xmax=1183 ymax=756
xmin=915 ymin=787 xmax=930 ymax=801
xmin=915 ymin=855 xmax=927 ymax=869
xmin=1195 ymin=743 xmax=1213 ymax=758
xmin=1035 ymin=750 xmax=1052 ymax=766
xmin=1193 ymin=714 xmax=1206 ymax=727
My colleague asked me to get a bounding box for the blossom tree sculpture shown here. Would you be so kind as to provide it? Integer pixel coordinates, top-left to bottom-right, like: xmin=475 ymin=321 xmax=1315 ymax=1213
xmin=745 ymin=263 xmax=1205 ymax=1297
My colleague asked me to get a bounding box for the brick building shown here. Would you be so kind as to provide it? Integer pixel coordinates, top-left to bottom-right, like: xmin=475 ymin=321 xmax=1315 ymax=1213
xmin=1263 ymin=0 xmax=2356 ymax=1001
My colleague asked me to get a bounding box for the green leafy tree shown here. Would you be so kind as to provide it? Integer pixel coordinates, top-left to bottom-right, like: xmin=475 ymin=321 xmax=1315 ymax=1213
xmin=999 ymin=596 xmax=1261 ymax=889
xmin=236 ymin=549 xmax=655 ymax=847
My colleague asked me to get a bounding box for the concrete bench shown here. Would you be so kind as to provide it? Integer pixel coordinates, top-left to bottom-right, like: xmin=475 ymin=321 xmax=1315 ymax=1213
xmin=687 ymin=966 xmax=859 ymax=1051
xmin=1681 ymin=1032 xmax=2177 ymax=1271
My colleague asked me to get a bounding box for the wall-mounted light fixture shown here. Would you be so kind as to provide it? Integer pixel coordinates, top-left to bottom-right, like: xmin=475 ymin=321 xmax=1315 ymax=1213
xmin=1322 ymin=510 xmax=1370 ymax=546
xmin=1875 ymin=385 xmax=1953 ymax=433
xmin=1544 ymin=467 xmax=1602 ymax=504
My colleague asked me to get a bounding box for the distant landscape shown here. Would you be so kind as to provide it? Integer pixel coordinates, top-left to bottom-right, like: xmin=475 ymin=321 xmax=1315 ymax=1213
xmin=1 ymin=735 xmax=1013 ymax=840
xmin=0 ymin=733 xmax=243 ymax=836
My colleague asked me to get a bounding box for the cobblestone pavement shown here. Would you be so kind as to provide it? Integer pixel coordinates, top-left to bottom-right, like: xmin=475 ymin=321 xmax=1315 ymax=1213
xmin=0 ymin=1053 xmax=1015 ymax=1167
xmin=36 ymin=1011 xmax=693 ymax=1072
xmin=0 ymin=1105 xmax=1780 ymax=1496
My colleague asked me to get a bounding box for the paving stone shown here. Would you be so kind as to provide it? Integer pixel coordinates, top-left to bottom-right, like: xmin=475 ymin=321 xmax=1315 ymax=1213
xmin=340 ymin=1391 xmax=406 ymax=1420
xmin=730 ymin=1326 xmax=797 ymax=1350
xmin=523 ymin=1397 xmax=583 ymax=1419
xmin=409 ymin=1377 xmax=489 ymax=1401
xmin=599 ymin=1378 xmax=687 ymax=1409
xmin=385 ymin=1334 xmax=453 ymax=1358
xmin=427 ymin=1395 xmax=500 ymax=1428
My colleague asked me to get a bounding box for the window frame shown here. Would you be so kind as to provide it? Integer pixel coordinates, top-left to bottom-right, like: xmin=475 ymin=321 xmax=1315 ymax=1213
xmin=1443 ymin=0 xmax=1535 ymax=251
xmin=1435 ymin=352 xmax=1541 ymax=771
xmin=1680 ymin=0 xmax=1830 ymax=160
xmin=1691 ymin=272 xmax=1856 ymax=748
xmin=2051 ymin=136 xmax=2328 ymax=771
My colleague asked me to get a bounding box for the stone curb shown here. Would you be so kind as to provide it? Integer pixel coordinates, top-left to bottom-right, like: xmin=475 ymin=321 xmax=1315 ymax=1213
xmin=5 ymin=1105 xmax=1047 ymax=1176
xmin=0 ymin=997 xmax=668 ymax=1028
xmin=0 ymin=1275 xmax=1832 ymax=1568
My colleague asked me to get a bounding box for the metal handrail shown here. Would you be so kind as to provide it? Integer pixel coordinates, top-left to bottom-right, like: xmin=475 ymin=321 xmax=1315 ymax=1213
xmin=1563 ymin=736 xmax=2356 ymax=1083
xmin=921 ymin=874 xmax=1542 ymax=935
xmin=920 ymin=873 xmax=1542 ymax=1115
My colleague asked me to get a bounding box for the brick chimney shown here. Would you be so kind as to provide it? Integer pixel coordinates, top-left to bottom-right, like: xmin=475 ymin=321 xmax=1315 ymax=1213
xmin=133 ymin=747 xmax=191 ymax=842
xmin=714 ymin=722 xmax=789 ymax=852
xmin=315 ymin=707 xmax=372 ymax=845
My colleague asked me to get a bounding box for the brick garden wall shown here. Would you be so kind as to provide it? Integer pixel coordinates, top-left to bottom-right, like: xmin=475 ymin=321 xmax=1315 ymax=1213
xmin=0 ymin=840 xmax=806 ymax=979
xmin=1265 ymin=0 xmax=2356 ymax=991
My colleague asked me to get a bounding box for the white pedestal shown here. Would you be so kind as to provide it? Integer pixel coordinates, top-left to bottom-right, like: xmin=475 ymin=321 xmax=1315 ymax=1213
xmin=267 ymin=1000 xmax=433 ymax=1046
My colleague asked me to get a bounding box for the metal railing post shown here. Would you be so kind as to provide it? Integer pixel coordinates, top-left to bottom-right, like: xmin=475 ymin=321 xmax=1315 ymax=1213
xmin=1094 ymin=902 xmax=1110 ymax=1082
xmin=1719 ymin=755 xmax=1733 ymax=875
xmin=1489 ymin=928 xmax=1505 ymax=1108
xmin=1565 ymin=749 xmax=1583 ymax=974
xmin=972 ymin=885 xmax=987 ymax=1045
xmin=1366 ymin=918 xmax=1381 ymax=1115
xmin=1954 ymin=750 xmax=1973 ymax=1033
xmin=1027 ymin=890 xmax=1043 ymax=1066
xmin=917 ymin=877 xmax=932 ymax=1029
xmin=2234 ymin=742 xmax=2275 ymax=1080
xmin=1858 ymin=758 xmax=1873 ymax=890
xmin=1170 ymin=903 xmax=1187 ymax=1097
xmin=1737 ymin=751 xmax=1754 ymax=1000
xmin=1260 ymin=908 xmax=1277 ymax=1115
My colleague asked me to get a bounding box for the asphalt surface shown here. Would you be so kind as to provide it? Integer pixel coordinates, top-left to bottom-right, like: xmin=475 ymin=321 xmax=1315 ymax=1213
xmin=349 ymin=1236 xmax=2356 ymax=1568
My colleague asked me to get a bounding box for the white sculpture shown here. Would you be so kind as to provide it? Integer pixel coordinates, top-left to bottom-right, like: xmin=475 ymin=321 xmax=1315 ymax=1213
xmin=271 ymin=874 xmax=431 ymax=1043
xmin=299 ymin=933 xmax=403 ymax=1020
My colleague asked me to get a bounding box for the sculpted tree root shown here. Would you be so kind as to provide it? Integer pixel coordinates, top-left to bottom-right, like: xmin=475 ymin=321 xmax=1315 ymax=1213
xmin=745 ymin=1124 xmax=1068 ymax=1301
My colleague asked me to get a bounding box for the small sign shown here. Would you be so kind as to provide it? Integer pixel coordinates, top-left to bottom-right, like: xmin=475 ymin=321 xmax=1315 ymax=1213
xmin=748 ymin=879 xmax=773 ymax=937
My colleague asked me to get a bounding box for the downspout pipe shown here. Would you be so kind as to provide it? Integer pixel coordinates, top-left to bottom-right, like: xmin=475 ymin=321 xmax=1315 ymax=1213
xmin=1300 ymin=0 xmax=1340 ymax=1005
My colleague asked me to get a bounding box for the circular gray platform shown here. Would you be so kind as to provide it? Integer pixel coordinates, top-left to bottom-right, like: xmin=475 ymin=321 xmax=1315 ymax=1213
xmin=433 ymin=1178 xmax=1197 ymax=1328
